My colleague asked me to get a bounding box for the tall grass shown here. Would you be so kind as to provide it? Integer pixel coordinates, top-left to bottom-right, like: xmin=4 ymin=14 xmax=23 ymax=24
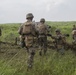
xmin=0 ymin=22 xmax=76 ymax=75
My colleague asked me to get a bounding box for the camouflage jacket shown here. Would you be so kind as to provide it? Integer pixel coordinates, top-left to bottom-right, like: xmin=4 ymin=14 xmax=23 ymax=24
xmin=51 ymin=34 xmax=66 ymax=45
xmin=37 ymin=23 xmax=49 ymax=36
xmin=18 ymin=21 xmax=37 ymax=36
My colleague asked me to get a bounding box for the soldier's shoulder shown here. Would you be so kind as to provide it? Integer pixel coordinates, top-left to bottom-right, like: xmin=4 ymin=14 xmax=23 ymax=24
xmin=72 ymin=30 xmax=76 ymax=34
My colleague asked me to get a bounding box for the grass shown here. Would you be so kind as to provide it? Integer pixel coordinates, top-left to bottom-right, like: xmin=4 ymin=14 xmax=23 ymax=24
xmin=0 ymin=22 xmax=76 ymax=75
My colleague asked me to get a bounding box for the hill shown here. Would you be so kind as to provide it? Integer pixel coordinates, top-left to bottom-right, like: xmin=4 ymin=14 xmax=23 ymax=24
xmin=0 ymin=22 xmax=76 ymax=75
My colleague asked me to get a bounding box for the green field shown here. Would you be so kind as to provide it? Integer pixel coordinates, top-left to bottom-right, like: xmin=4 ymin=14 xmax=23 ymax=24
xmin=0 ymin=22 xmax=76 ymax=75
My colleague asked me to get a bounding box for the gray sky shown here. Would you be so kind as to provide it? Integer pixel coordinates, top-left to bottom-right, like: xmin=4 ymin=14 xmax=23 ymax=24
xmin=0 ymin=0 xmax=76 ymax=23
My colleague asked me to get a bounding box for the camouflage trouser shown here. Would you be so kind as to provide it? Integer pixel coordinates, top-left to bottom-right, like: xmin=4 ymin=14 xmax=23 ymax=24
xmin=38 ymin=36 xmax=47 ymax=56
xmin=57 ymin=46 xmax=65 ymax=55
xmin=27 ymin=47 xmax=35 ymax=69
xmin=19 ymin=35 xmax=25 ymax=48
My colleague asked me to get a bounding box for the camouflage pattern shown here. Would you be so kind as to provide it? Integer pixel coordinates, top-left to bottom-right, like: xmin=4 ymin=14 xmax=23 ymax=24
xmin=51 ymin=30 xmax=66 ymax=55
xmin=18 ymin=13 xmax=36 ymax=69
xmin=39 ymin=36 xmax=47 ymax=56
xmin=26 ymin=13 xmax=34 ymax=19
xmin=19 ymin=35 xmax=25 ymax=48
xmin=37 ymin=18 xmax=48 ymax=56
xmin=72 ymin=30 xmax=76 ymax=40
xmin=72 ymin=30 xmax=76 ymax=53
xmin=27 ymin=47 xmax=35 ymax=69
xmin=40 ymin=18 xmax=45 ymax=22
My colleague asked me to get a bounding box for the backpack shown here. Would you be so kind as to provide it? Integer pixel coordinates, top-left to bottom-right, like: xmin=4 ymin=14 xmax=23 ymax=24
xmin=38 ymin=24 xmax=47 ymax=35
xmin=22 ymin=22 xmax=34 ymax=35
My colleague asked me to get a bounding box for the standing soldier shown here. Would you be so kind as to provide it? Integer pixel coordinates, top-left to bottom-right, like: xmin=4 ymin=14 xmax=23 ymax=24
xmin=37 ymin=18 xmax=48 ymax=56
xmin=72 ymin=30 xmax=76 ymax=51
xmin=18 ymin=13 xmax=36 ymax=69
xmin=72 ymin=25 xmax=76 ymax=39
xmin=51 ymin=29 xmax=66 ymax=55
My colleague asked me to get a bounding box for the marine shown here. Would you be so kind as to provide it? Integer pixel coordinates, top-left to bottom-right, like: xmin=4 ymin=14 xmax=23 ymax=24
xmin=50 ymin=29 xmax=66 ymax=55
xmin=72 ymin=30 xmax=76 ymax=52
xmin=37 ymin=18 xmax=48 ymax=56
xmin=18 ymin=13 xmax=37 ymax=69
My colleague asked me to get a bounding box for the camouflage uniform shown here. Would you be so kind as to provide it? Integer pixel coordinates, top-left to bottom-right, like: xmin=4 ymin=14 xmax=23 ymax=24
xmin=37 ymin=18 xmax=48 ymax=56
xmin=72 ymin=30 xmax=76 ymax=52
xmin=18 ymin=13 xmax=36 ymax=69
xmin=51 ymin=29 xmax=66 ymax=55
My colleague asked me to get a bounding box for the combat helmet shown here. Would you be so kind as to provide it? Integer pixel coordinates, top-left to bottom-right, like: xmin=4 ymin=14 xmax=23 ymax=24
xmin=26 ymin=13 xmax=34 ymax=19
xmin=40 ymin=18 xmax=45 ymax=22
xmin=55 ymin=29 xmax=60 ymax=32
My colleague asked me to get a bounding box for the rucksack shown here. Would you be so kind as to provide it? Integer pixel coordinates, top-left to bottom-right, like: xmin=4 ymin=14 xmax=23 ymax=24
xmin=22 ymin=21 xmax=34 ymax=35
xmin=38 ymin=23 xmax=47 ymax=35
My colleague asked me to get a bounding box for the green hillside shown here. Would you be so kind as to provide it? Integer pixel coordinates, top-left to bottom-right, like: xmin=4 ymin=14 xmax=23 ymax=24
xmin=0 ymin=22 xmax=76 ymax=75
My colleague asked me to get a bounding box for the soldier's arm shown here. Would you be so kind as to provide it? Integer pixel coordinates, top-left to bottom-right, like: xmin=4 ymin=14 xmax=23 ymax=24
xmin=51 ymin=35 xmax=57 ymax=39
xmin=18 ymin=24 xmax=23 ymax=35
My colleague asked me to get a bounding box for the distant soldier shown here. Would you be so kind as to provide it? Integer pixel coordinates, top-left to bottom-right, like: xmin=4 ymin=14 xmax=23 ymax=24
xmin=18 ymin=13 xmax=36 ymax=69
xmin=72 ymin=30 xmax=76 ymax=54
xmin=72 ymin=25 xmax=76 ymax=31
xmin=0 ymin=28 xmax=2 ymax=36
xmin=72 ymin=30 xmax=76 ymax=44
xmin=37 ymin=18 xmax=48 ymax=56
xmin=72 ymin=30 xmax=76 ymax=40
xmin=51 ymin=29 xmax=66 ymax=55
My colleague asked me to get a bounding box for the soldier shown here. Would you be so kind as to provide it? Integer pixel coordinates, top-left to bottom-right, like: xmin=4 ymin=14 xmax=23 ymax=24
xmin=18 ymin=13 xmax=36 ymax=69
xmin=51 ymin=29 xmax=66 ymax=55
xmin=72 ymin=30 xmax=76 ymax=51
xmin=72 ymin=25 xmax=76 ymax=31
xmin=37 ymin=18 xmax=48 ymax=56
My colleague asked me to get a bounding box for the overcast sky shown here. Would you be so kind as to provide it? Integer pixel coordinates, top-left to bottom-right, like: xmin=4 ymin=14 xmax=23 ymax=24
xmin=0 ymin=0 xmax=76 ymax=23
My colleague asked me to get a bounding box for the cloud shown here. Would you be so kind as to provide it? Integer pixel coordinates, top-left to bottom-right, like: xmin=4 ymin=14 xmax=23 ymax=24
xmin=0 ymin=0 xmax=76 ymax=23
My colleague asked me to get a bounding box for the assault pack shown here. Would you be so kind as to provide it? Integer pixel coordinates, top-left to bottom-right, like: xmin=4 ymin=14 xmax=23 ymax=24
xmin=38 ymin=23 xmax=47 ymax=35
xmin=22 ymin=21 xmax=35 ymax=35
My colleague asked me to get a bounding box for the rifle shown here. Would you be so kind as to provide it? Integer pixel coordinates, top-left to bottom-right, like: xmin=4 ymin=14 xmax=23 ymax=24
xmin=63 ymin=34 xmax=70 ymax=37
xmin=47 ymin=34 xmax=52 ymax=36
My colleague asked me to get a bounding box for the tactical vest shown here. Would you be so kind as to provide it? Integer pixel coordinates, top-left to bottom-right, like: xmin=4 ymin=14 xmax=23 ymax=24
xmin=22 ymin=21 xmax=35 ymax=35
xmin=38 ymin=23 xmax=47 ymax=35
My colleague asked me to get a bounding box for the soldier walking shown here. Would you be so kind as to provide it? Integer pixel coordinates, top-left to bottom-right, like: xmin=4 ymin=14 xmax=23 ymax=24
xmin=18 ymin=13 xmax=36 ymax=69
xmin=72 ymin=30 xmax=76 ymax=52
xmin=37 ymin=18 xmax=48 ymax=56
